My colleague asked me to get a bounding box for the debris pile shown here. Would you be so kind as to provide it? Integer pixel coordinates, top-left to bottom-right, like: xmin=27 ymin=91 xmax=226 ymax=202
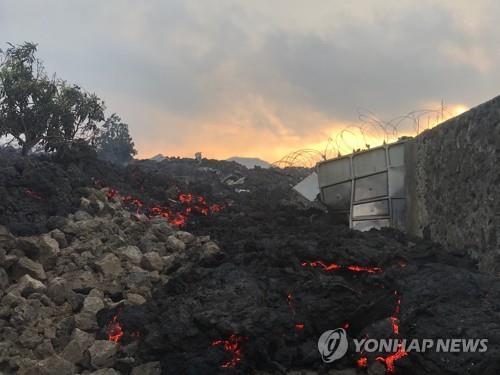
xmin=0 ymin=188 xmax=221 ymax=374
xmin=128 ymin=159 xmax=500 ymax=375
xmin=1 ymin=152 xmax=500 ymax=375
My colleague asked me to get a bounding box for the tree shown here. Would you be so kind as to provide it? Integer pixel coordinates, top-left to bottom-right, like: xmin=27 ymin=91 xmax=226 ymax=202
xmin=45 ymin=82 xmax=105 ymax=154
xmin=0 ymin=42 xmax=57 ymax=154
xmin=0 ymin=42 xmax=132 ymax=161
xmin=96 ymin=113 xmax=137 ymax=164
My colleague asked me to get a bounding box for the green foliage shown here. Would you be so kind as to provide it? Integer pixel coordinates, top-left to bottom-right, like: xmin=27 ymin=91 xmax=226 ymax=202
xmin=45 ymin=82 xmax=105 ymax=153
xmin=0 ymin=42 xmax=58 ymax=154
xmin=96 ymin=113 xmax=137 ymax=165
xmin=0 ymin=42 xmax=123 ymax=157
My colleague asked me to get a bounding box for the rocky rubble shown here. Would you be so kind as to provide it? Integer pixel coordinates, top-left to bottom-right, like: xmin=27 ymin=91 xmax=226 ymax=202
xmin=3 ymin=152 xmax=500 ymax=375
xmin=0 ymin=187 xmax=208 ymax=374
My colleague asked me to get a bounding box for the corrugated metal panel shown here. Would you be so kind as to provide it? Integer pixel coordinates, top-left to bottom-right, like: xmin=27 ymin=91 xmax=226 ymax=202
xmin=316 ymin=140 xmax=410 ymax=232
xmin=353 ymin=148 xmax=387 ymax=177
xmin=293 ymin=172 xmax=320 ymax=201
xmin=391 ymin=199 xmax=406 ymax=230
xmin=352 ymin=200 xmax=389 ymax=218
xmin=352 ymin=219 xmax=391 ymax=231
xmin=322 ymin=181 xmax=351 ymax=210
xmin=317 ymin=157 xmax=351 ymax=187
xmin=354 ymin=172 xmax=388 ymax=202
xmin=388 ymin=167 xmax=405 ymax=198
xmin=388 ymin=143 xmax=405 ymax=167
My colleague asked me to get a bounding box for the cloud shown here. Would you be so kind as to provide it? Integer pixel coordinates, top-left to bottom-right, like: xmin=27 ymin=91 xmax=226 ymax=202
xmin=1 ymin=0 xmax=499 ymax=161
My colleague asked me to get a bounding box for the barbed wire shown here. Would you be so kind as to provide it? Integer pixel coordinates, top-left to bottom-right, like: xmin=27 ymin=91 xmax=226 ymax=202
xmin=272 ymin=102 xmax=460 ymax=168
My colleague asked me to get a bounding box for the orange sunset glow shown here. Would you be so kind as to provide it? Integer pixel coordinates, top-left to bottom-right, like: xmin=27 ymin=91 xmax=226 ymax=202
xmin=2 ymin=1 xmax=497 ymax=164
xmin=136 ymin=103 xmax=470 ymax=164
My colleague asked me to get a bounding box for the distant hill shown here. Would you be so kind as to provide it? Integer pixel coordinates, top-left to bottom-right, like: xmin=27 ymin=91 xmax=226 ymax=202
xmin=150 ymin=154 xmax=167 ymax=162
xmin=227 ymin=157 xmax=271 ymax=169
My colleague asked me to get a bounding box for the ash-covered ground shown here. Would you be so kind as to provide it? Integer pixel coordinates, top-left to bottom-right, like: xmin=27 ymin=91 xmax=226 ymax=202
xmin=1 ymin=151 xmax=500 ymax=375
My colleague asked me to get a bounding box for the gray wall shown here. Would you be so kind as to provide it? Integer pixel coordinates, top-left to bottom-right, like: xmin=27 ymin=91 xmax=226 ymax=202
xmin=406 ymin=95 xmax=500 ymax=274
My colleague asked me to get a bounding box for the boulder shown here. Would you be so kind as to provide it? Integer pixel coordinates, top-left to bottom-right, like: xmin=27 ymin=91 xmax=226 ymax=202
xmin=119 ymin=245 xmax=143 ymax=265
xmin=123 ymin=271 xmax=151 ymax=292
xmin=16 ymin=236 xmax=41 ymax=258
xmin=126 ymin=293 xmax=146 ymax=306
xmin=0 ymin=267 xmax=8 ymax=290
xmin=131 ymin=361 xmax=162 ymax=375
xmin=19 ymin=328 xmax=44 ymax=349
xmin=15 ymin=274 xmax=47 ymax=296
xmin=10 ymin=299 xmax=41 ymax=327
xmin=61 ymin=328 xmax=95 ymax=364
xmin=175 ymin=231 xmax=195 ymax=244
xmin=47 ymin=277 xmax=68 ymax=305
xmin=368 ymin=361 xmax=387 ymax=375
xmin=89 ymin=369 xmax=122 ymax=375
xmin=88 ymin=340 xmax=118 ymax=369
xmin=141 ymin=252 xmax=164 ymax=271
xmin=0 ymin=246 xmax=5 ymax=265
xmin=12 ymin=257 xmax=46 ymax=281
xmin=166 ymin=235 xmax=186 ymax=252
xmin=37 ymin=234 xmax=61 ymax=270
xmin=74 ymin=210 xmax=93 ymax=222
xmin=34 ymin=339 xmax=56 ymax=359
xmin=3 ymin=253 xmax=19 ymax=268
xmin=50 ymin=228 xmax=68 ymax=248
xmin=0 ymin=225 xmax=15 ymax=248
xmin=83 ymin=295 xmax=105 ymax=315
xmin=199 ymin=241 xmax=225 ymax=266
xmin=75 ymin=310 xmax=98 ymax=331
xmin=150 ymin=220 xmax=174 ymax=241
xmin=95 ymin=253 xmax=123 ymax=277
xmin=20 ymin=355 xmax=75 ymax=375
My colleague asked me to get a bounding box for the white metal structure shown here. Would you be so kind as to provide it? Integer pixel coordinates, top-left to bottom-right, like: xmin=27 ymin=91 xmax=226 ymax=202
xmin=316 ymin=140 xmax=408 ymax=231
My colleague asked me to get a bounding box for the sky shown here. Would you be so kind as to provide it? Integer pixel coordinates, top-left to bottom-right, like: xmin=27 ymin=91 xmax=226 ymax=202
xmin=1 ymin=0 xmax=499 ymax=162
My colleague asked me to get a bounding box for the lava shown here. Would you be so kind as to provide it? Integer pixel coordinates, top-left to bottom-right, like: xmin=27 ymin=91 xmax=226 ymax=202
xmin=122 ymin=195 xmax=144 ymax=213
xmin=357 ymin=356 xmax=368 ymax=368
xmin=106 ymin=314 xmax=124 ymax=344
xmin=24 ymin=188 xmax=43 ymax=200
xmin=211 ymin=334 xmax=247 ymax=369
xmin=301 ymin=261 xmax=382 ymax=274
xmin=364 ymin=291 xmax=407 ymax=373
xmin=103 ymin=187 xmax=223 ymax=227
xmin=210 ymin=203 xmax=223 ymax=212
xmin=106 ymin=188 xmax=118 ymax=201
xmin=304 ymin=259 xmax=405 ymax=373
xmin=390 ymin=291 xmax=401 ymax=335
xmin=376 ymin=345 xmax=408 ymax=373
xmin=149 ymin=192 xmax=223 ymax=226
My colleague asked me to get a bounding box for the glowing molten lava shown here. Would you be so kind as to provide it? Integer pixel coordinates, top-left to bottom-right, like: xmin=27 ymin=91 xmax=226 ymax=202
xmin=376 ymin=345 xmax=408 ymax=373
xmin=211 ymin=334 xmax=247 ymax=369
xmin=295 ymin=323 xmax=305 ymax=330
xmin=357 ymin=291 xmax=406 ymax=373
xmin=122 ymin=195 xmax=144 ymax=213
xmin=149 ymin=192 xmax=223 ymax=226
xmin=301 ymin=261 xmax=382 ymax=274
xmin=304 ymin=260 xmax=405 ymax=372
xmin=390 ymin=291 xmax=401 ymax=335
xmin=357 ymin=356 xmax=368 ymax=368
xmin=103 ymin=187 xmax=223 ymax=227
xmin=24 ymin=188 xmax=43 ymax=200
xmin=106 ymin=314 xmax=124 ymax=344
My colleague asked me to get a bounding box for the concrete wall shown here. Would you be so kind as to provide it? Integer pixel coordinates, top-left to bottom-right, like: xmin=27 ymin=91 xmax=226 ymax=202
xmin=407 ymin=95 xmax=500 ymax=274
